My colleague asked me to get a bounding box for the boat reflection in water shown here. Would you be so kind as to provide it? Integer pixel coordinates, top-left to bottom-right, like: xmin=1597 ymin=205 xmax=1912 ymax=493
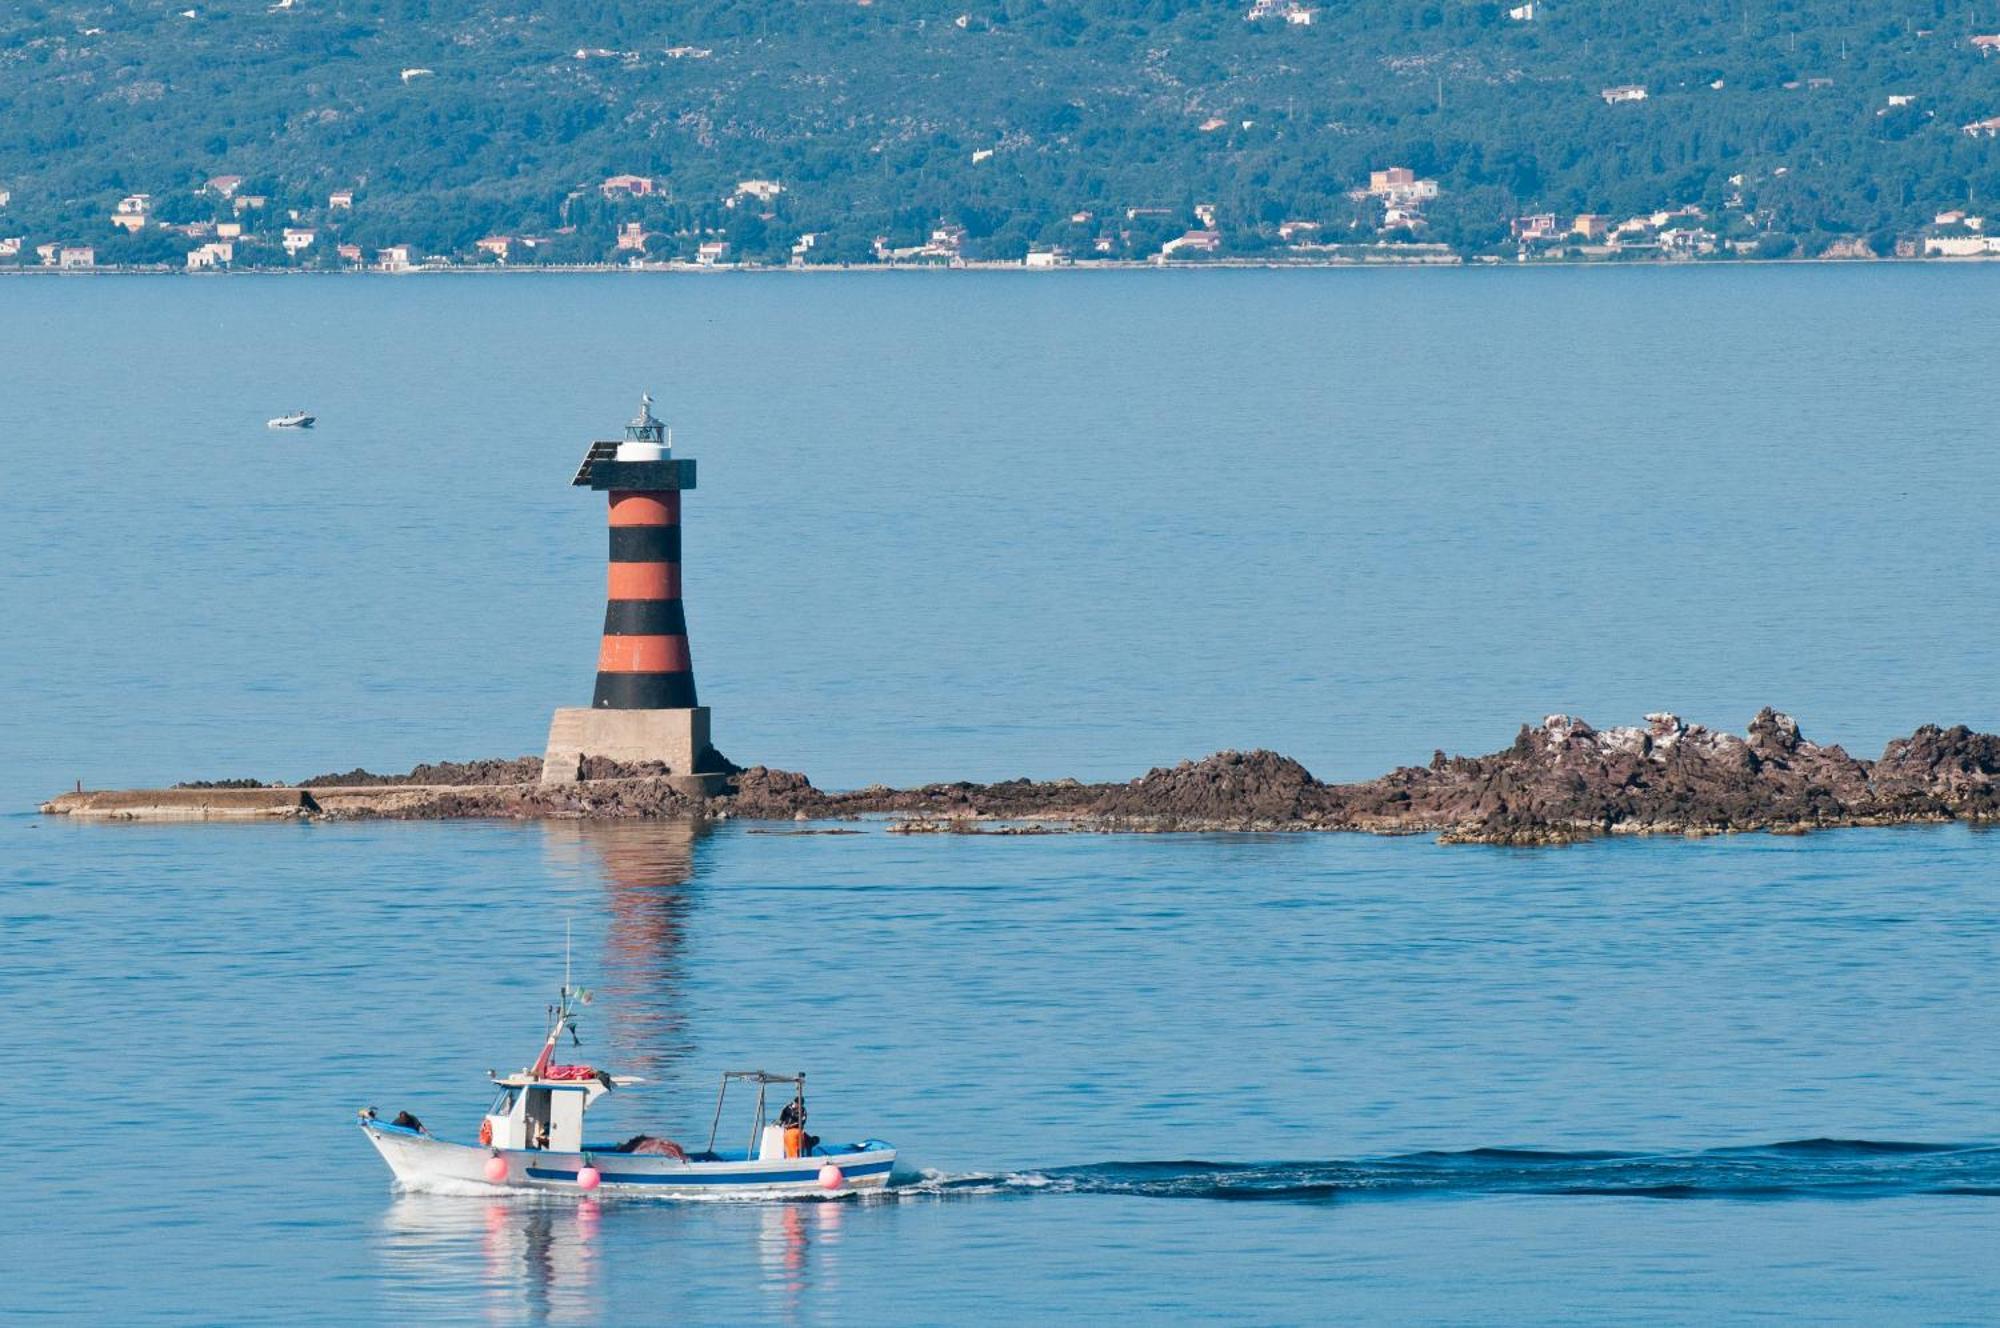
xmin=537 ymin=820 xmax=704 ymax=1081
xmin=374 ymin=1191 xmax=847 ymax=1324
xmin=758 ymin=1200 xmax=846 ymax=1313
xmin=377 ymin=1195 xmax=602 ymax=1328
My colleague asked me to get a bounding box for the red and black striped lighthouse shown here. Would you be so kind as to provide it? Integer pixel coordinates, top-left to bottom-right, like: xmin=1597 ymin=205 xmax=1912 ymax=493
xmin=583 ymin=395 xmax=696 ymax=710
xmin=542 ymin=396 xmax=724 ymax=790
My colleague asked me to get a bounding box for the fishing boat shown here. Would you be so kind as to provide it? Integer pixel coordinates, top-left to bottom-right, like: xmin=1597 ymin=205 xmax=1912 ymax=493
xmin=266 ymin=410 xmax=315 ymax=429
xmin=358 ymin=979 xmax=896 ymax=1198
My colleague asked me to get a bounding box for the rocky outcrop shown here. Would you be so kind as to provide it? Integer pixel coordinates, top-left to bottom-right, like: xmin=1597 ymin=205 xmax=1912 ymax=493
xmin=60 ymin=710 xmax=2000 ymax=844
xmin=300 ymin=756 xmax=545 ymax=787
xmin=1090 ymin=750 xmax=1323 ymax=827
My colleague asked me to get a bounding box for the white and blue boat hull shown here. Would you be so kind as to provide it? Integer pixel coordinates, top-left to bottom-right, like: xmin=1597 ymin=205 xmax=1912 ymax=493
xmin=361 ymin=1120 xmax=895 ymax=1198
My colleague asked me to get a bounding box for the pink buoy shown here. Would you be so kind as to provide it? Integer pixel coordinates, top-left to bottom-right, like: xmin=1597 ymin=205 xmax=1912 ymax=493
xmin=818 ymin=1164 xmax=845 ymax=1192
xmin=484 ymin=1154 xmax=509 ymax=1184
xmin=576 ymin=1165 xmax=602 ymax=1191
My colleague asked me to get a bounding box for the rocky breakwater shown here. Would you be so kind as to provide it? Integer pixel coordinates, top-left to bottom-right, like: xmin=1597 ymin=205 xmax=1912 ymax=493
xmin=1343 ymin=710 xmax=1997 ymax=844
xmin=44 ymin=710 xmax=2000 ymax=844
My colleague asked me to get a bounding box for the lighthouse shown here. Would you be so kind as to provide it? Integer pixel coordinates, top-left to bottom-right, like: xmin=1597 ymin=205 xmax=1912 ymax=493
xmin=541 ymin=395 xmax=727 ymax=792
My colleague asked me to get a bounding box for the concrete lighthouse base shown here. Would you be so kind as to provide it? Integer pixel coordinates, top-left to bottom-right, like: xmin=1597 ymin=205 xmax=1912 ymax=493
xmin=541 ymin=706 xmax=729 ymax=795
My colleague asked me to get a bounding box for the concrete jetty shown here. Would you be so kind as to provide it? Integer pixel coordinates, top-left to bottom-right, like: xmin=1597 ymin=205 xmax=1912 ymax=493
xmin=40 ymin=787 xmax=320 ymax=820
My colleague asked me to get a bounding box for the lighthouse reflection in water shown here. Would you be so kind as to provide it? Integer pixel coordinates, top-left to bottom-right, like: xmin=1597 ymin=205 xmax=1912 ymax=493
xmin=540 ymin=820 xmax=702 ymax=1082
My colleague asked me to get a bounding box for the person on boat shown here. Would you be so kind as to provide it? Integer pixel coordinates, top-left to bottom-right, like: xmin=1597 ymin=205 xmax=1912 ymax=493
xmin=778 ymin=1094 xmax=816 ymax=1158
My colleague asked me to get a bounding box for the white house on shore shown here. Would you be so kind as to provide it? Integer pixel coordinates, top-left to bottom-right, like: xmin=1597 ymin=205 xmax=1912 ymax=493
xmin=187 ymin=241 xmax=234 ymax=270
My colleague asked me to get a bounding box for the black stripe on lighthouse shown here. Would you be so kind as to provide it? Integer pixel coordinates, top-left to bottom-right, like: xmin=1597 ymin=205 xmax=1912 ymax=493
xmin=601 ymin=599 xmax=689 ymax=636
xmin=609 ymin=525 xmax=681 ymax=563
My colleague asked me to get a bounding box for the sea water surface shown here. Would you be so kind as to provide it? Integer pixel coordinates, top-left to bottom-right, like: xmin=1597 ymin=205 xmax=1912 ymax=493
xmin=4 ymin=268 xmax=2000 ymax=1323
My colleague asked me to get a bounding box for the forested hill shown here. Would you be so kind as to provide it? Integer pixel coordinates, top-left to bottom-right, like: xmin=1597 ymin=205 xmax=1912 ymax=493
xmin=3 ymin=0 xmax=1998 ymax=266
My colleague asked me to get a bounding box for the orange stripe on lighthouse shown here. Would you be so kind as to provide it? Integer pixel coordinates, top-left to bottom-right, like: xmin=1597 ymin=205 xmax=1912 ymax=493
xmin=607 ymin=562 xmax=681 ymax=600
xmin=609 ymin=492 xmax=680 ymax=526
xmin=597 ymin=635 xmax=692 ymax=673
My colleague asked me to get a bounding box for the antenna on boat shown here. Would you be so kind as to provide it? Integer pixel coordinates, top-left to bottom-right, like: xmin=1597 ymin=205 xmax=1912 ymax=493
xmin=565 ymin=916 xmax=572 ymax=998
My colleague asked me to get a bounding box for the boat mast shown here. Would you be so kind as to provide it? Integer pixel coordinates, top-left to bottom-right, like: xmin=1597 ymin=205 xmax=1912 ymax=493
xmin=531 ymin=923 xmax=578 ymax=1079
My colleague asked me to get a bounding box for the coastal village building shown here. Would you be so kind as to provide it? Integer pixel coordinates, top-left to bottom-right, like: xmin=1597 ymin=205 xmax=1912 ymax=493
xmin=696 ymin=240 xmax=730 ymax=266
xmin=601 ymin=174 xmax=657 ymax=198
xmin=731 ymin=179 xmax=784 ymax=206
xmin=1924 ymin=234 xmax=2000 ymax=256
xmin=476 ymin=236 xmax=513 ymax=260
xmin=1024 ymin=247 xmax=1070 ymax=267
xmin=0 ymin=237 xmax=20 ymax=258
xmin=234 ymin=195 xmax=267 ymax=214
xmin=1600 ymin=85 xmax=1649 ymax=104
xmin=0 ymin=188 xmax=10 ymax=209
xmin=36 ymin=242 xmax=59 ymax=265
xmin=1159 ymin=229 xmax=1222 ymax=259
xmin=186 ymin=241 xmax=234 ymax=270
xmin=1659 ymin=227 xmax=1718 ymax=257
xmin=1511 ymin=213 xmax=1559 ymax=240
xmin=1246 ymin=0 xmax=1314 ymax=23
xmin=217 ymin=221 xmax=243 ymax=239
xmin=1973 ymin=34 xmax=2000 ymax=54
xmin=336 ymin=243 xmax=364 ymax=264
xmin=328 ymin=189 xmax=354 ymax=210
xmin=1964 ymin=116 xmax=2000 ymax=138
xmin=617 ymin=222 xmax=648 ymax=251
xmin=1366 ymin=168 xmax=1440 ymax=205
xmin=111 ymin=195 xmax=152 ymax=231
xmin=204 ymin=174 xmax=244 ymax=198
xmin=282 ymin=228 xmax=315 ymax=255
xmin=789 ymin=233 xmax=818 ymax=265
xmin=376 ymin=244 xmax=417 ymax=272
xmin=58 ymin=246 xmax=96 ymax=269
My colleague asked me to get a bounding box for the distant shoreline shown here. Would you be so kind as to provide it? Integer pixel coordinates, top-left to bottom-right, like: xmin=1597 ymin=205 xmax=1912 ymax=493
xmin=7 ymin=254 xmax=2000 ymax=277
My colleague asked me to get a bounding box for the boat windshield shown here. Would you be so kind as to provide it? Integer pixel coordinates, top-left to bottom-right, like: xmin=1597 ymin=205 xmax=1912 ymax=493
xmin=488 ymin=1086 xmax=520 ymax=1116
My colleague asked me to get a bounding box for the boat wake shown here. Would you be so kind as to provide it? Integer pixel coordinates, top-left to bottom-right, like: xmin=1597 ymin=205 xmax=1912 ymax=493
xmin=883 ymin=1140 xmax=2000 ymax=1204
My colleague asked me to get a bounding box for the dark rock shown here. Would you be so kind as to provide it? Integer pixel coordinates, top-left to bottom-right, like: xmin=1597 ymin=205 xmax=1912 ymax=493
xmin=301 ymin=756 xmax=543 ymax=787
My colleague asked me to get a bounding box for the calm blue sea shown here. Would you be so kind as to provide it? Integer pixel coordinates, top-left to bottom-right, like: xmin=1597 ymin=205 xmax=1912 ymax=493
xmin=4 ymin=268 xmax=2000 ymax=1324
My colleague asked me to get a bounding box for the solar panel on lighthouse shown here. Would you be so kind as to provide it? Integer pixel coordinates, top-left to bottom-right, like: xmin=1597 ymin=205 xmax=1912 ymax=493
xmin=571 ymin=439 xmax=619 ymax=487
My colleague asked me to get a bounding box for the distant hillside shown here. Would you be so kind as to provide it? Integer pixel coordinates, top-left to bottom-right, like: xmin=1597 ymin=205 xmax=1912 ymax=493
xmin=2 ymin=0 xmax=1997 ymax=266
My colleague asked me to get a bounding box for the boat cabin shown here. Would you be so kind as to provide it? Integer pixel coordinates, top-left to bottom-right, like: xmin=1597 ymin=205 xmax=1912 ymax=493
xmin=484 ymin=1071 xmax=630 ymax=1151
